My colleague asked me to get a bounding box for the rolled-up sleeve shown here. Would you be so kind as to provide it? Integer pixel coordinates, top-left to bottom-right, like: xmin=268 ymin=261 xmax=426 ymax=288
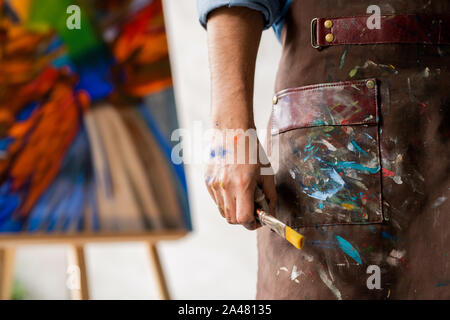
xmin=197 ymin=0 xmax=286 ymax=30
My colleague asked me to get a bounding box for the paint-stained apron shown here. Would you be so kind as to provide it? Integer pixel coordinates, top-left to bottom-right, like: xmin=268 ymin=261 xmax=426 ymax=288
xmin=257 ymin=0 xmax=450 ymax=299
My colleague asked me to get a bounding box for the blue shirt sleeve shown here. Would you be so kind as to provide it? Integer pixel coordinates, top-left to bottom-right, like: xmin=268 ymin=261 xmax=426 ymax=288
xmin=196 ymin=0 xmax=291 ymax=40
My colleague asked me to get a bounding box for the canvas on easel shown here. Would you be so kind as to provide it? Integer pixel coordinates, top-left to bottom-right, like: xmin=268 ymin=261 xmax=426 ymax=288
xmin=0 ymin=0 xmax=191 ymax=299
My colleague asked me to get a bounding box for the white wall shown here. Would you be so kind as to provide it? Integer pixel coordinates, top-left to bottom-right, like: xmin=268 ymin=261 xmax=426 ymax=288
xmin=13 ymin=0 xmax=281 ymax=299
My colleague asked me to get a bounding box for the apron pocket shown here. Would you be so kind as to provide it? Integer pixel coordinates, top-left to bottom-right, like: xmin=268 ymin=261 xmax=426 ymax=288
xmin=271 ymin=79 xmax=383 ymax=228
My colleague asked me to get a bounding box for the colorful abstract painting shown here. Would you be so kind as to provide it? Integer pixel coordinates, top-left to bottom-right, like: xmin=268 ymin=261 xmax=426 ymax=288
xmin=0 ymin=0 xmax=191 ymax=234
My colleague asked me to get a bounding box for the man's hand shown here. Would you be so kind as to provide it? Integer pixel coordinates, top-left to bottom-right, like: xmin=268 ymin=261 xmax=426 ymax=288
xmin=204 ymin=7 xmax=277 ymax=230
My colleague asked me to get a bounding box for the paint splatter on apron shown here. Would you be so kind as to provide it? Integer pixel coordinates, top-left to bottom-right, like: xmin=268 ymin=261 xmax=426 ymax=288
xmin=257 ymin=0 xmax=450 ymax=299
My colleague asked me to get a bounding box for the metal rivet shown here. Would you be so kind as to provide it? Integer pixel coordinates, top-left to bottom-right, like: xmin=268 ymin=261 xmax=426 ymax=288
xmin=325 ymin=33 xmax=334 ymax=42
xmin=366 ymin=80 xmax=375 ymax=89
xmin=324 ymin=20 xmax=333 ymax=28
xmin=272 ymin=95 xmax=278 ymax=105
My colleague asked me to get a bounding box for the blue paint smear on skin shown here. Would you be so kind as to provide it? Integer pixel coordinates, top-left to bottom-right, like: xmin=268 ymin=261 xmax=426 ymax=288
xmin=210 ymin=147 xmax=227 ymax=159
xmin=336 ymin=235 xmax=362 ymax=264
xmin=218 ymin=146 xmax=227 ymax=158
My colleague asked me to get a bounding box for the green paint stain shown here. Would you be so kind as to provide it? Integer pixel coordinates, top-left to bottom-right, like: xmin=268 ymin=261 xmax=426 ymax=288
xmin=339 ymin=49 xmax=347 ymax=69
xmin=349 ymin=67 xmax=358 ymax=78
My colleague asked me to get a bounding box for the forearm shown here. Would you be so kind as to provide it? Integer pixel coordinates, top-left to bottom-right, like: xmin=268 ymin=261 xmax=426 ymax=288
xmin=204 ymin=7 xmax=276 ymax=231
xmin=206 ymin=7 xmax=264 ymax=130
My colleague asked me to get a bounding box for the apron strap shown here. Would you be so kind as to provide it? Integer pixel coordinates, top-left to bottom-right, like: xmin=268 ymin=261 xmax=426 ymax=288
xmin=311 ymin=14 xmax=450 ymax=49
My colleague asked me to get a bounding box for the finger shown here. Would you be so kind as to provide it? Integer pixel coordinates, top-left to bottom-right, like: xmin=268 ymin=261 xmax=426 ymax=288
xmin=236 ymin=186 xmax=257 ymax=230
xmin=205 ymin=175 xmax=218 ymax=203
xmin=223 ymin=188 xmax=237 ymax=224
xmin=212 ymin=179 xmax=226 ymax=218
xmin=260 ymin=174 xmax=277 ymax=216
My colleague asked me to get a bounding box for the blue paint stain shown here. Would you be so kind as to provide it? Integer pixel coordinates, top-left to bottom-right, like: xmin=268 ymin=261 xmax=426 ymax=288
xmin=336 ymin=235 xmax=362 ymax=264
xmin=210 ymin=147 xmax=227 ymax=159
xmin=307 ymin=239 xmax=336 ymax=249
xmin=304 ymin=168 xmax=345 ymax=200
xmin=331 ymin=161 xmax=380 ymax=174
xmin=218 ymin=146 xmax=227 ymax=158
xmin=381 ymin=231 xmax=398 ymax=241
xmin=364 ymin=133 xmax=376 ymax=141
xmin=368 ymin=225 xmax=377 ymax=234
xmin=0 ymin=137 xmax=14 ymax=151
xmin=311 ymin=119 xmax=326 ymax=126
xmin=351 ymin=140 xmax=369 ymax=157
xmin=16 ymin=102 xmax=38 ymax=121
xmin=304 ymin=142 xmax=313 ymax=152
xmin=436 ymin=280 xmax=450 ymax=287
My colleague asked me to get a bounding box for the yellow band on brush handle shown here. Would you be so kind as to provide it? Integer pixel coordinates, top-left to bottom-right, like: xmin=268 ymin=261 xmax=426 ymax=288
xmin=285 ymin=226 xmax=305 ymax=250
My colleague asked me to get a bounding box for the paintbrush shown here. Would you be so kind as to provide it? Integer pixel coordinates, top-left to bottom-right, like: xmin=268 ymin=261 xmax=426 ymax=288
xmin=254 ymin=187 xmax=305 ymax=250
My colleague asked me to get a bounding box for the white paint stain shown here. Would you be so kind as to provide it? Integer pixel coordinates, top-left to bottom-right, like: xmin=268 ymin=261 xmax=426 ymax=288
xmin=276 ymin=266 xmax=289 ymax=276
xmin=319 ymin=139 xmax=337 ymax=151
xmin=393 ymin=176 xmax=403 ymax=184
xmin=290 ymin=265 xmax=305 ymax=281
xmin=318 ymin=268 xmax=342 ymax=300
xmin=432 ymin=196 xmax=447 ymax=208
xmin=347 ymin=142 xmax=355 ymax=152
xmin=386 ymin=249 xmax=406 ymax=266
xmin=289 ymin=169 xmax=296 ymax=179
xmin=390 ymin=249 xmax=405 ymax=259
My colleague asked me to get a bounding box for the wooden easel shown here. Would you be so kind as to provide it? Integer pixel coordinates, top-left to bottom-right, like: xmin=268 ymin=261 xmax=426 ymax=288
xmin=0 ymin=230 xmax=187 ymax=300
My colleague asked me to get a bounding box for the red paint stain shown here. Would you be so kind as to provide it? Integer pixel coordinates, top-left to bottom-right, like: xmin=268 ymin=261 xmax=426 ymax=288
xmin=418 ymin=101 xmax=427 ymax=115
xmin=401 ymin=258 xmax=409 ymax=269
xmin=382 ymin=168 xmax=395 ymax=177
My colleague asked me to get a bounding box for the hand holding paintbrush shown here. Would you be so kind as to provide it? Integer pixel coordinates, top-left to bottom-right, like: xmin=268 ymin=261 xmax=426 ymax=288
xmin=254 ymin=186 xmax=305 ymax=250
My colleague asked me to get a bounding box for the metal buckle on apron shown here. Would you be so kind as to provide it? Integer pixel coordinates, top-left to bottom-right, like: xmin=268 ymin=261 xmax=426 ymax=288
xmin=310 ymin=18 xmax=321 ymax=49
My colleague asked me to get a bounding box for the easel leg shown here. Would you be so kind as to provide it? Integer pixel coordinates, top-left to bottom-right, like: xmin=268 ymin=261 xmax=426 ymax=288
xmin=0 ymin=247 xmax=15 ymax=300
xmin=67 ymin=245 xmax=89 ymax=300
xmin=148 ymin=243 xmax=170 ymax=300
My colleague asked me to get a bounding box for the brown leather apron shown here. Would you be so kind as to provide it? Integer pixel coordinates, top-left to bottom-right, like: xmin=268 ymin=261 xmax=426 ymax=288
xmin=257 ymin=0 xmax=450 ymax=299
